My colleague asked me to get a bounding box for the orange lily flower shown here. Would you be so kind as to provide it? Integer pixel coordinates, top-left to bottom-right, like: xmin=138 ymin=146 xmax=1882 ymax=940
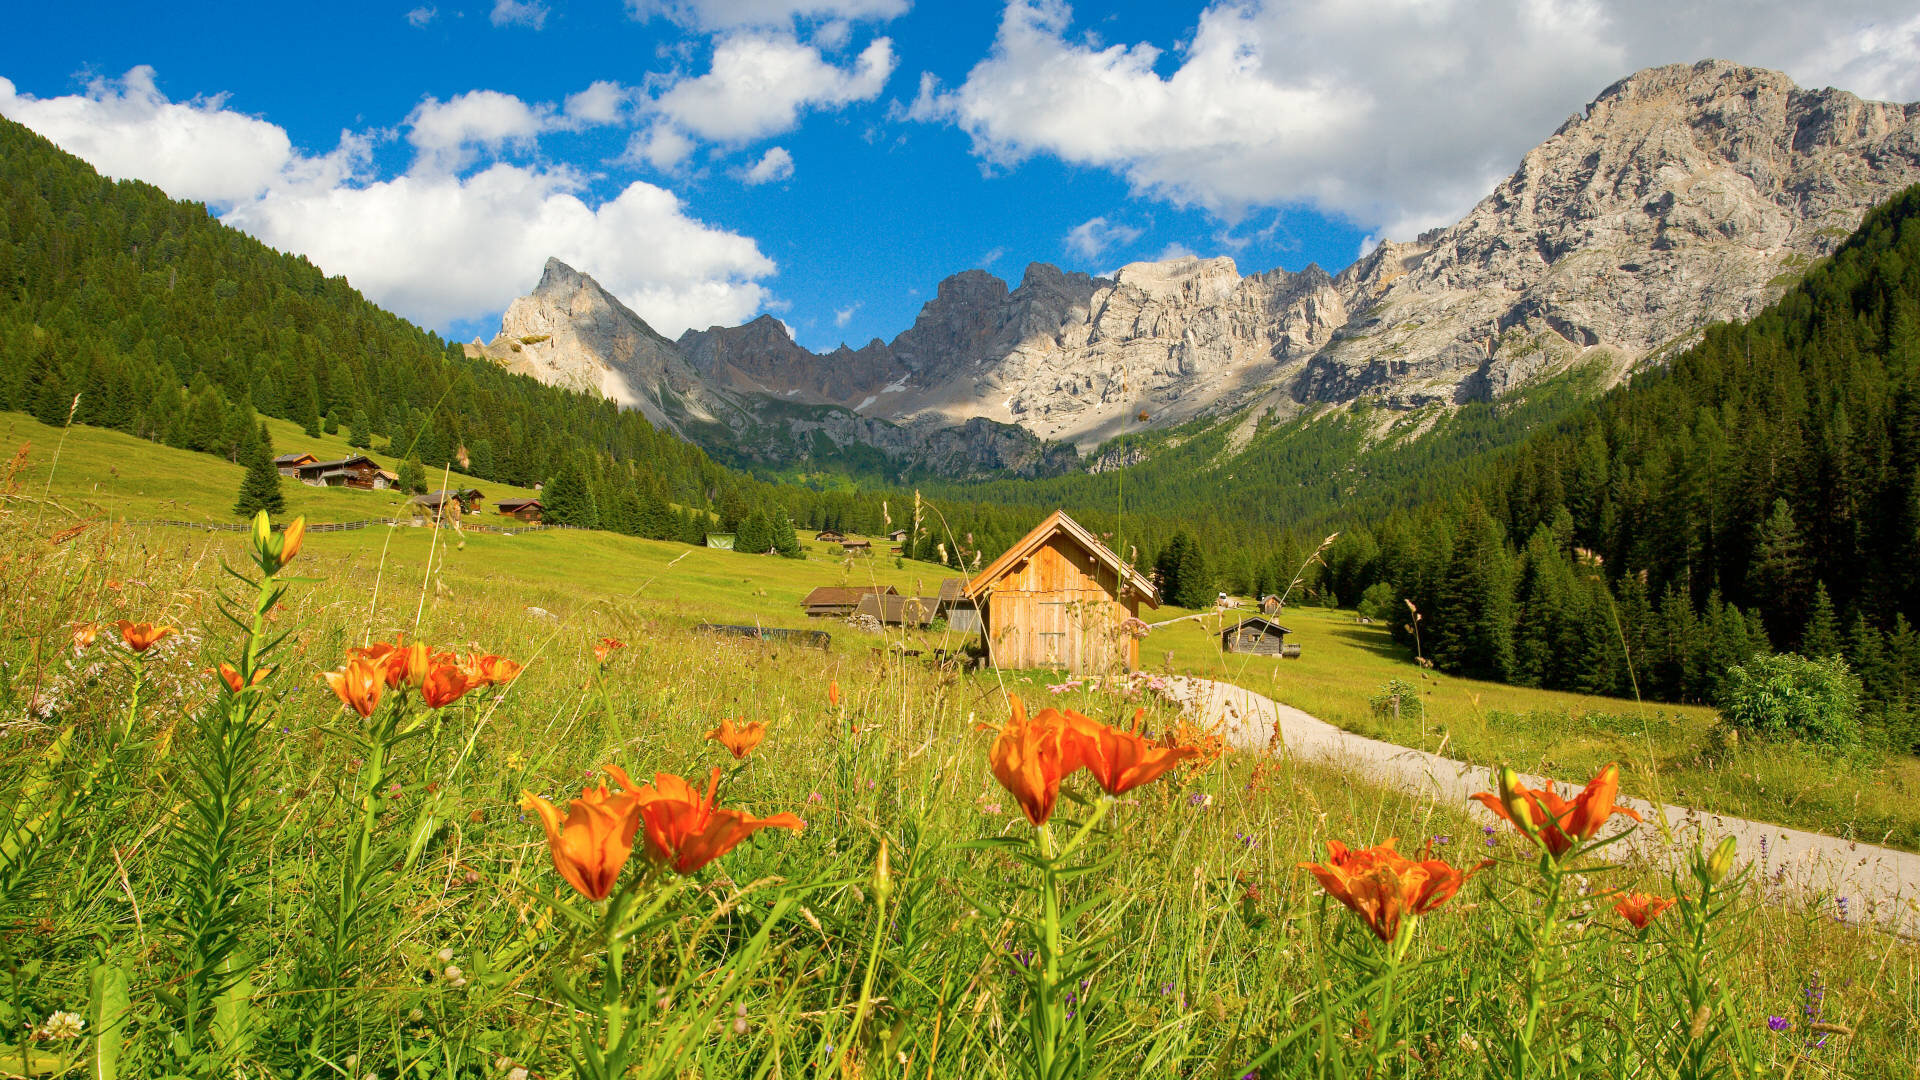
xmin=1613 ymin=891 xmax=1677 ymax=930
xmin=987 ymin=698 xmax=1086 ymax=827
xmin=462 ymin=652 xmax=522 ymax=686
xmin=217 ymin=663 xmax=270 ymax=693
xmin=420 ymin=660 xmax=474 ymax=709
xmin=276 ymin=517 xmax=306 ymax=568
xmin=70 ymin=622 xmax=100 ymax=650
xmin=613 ymin=767 xmax=803 ymax=875
xmin=1066 ymin=708 xmax=1200 ymax=794
xmin=706 ymin=716 xmax=768 ymax=759
xmin=117 ymin=620 xmax=175 ymax=653
xmin=521 ymin=782 xmax=645 ymax=900
xmin=828 ymin=679 xmax=840 ymax=708
xmin=1470 ymin=763 xmax=1644 ymax=858
xmin=593 ymin=637 xmax=625 ymax=663
xmin=322 ymin=655 xmax=385 ymax=718
xmin=351 ymin=638 xmax=432 ymax=689
xmin=1299 ymin=839 xmax=1489 ymax=943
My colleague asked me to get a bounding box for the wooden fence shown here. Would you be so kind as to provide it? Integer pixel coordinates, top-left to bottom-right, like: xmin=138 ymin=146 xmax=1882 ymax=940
xmin=123 ymin=518 xmax=578 ymax=537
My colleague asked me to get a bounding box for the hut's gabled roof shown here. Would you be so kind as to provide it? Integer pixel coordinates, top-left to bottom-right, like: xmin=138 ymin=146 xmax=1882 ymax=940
xmin=1218 ymin=616 xmax=1292 ymax=640
xmin=965 ymin=510 xmax=1159 ymax=608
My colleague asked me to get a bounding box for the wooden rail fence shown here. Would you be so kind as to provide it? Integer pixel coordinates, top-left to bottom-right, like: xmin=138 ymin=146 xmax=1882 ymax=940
xmin=122 ymin=518 xmax=578 ymax=537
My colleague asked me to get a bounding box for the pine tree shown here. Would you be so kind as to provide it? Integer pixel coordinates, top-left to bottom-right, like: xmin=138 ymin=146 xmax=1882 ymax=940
xmin=1803 ymin=583 xmax=1843 ymax=658
xmin=348 ymin=408 xmax=372 ymax=450
xmin=397 ymin=455 xmax=426 ymax=496
xmin=233 ymin=423 xmax=285 ymax=517
xmin=543 ymin=455 xmax=600 ymax=529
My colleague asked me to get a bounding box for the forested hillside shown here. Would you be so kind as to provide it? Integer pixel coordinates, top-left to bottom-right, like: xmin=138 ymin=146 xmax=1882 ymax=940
xmin=1326 ymin=184 xmax=1920 ymax=749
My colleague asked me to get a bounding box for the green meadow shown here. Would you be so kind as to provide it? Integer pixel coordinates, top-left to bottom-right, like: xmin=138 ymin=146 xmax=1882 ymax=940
xmin=1 ymin=413 xmax=1917 ymax=1076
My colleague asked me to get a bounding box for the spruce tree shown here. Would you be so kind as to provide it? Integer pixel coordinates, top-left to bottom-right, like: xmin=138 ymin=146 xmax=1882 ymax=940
xmin=1803 ymin=583 xmax=1843 ymax=658
xmin=233 ymin=423 xmax=285 ymax=517
xmin=348 ymin=408 xmax=372 ymax=450
xmin=544 ymin=456 xmax=599 ymax=529
xmin=397 ymin=455 xmax=426 ymax=495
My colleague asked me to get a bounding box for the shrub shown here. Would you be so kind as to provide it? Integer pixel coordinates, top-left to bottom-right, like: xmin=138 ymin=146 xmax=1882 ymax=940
xmin=1357 ymin=581 xmax=1398 ymax=622
xmin=1368 ymin=678 xmax=1424 ymax=724
xmin=1716 ymin=652 xmax=1862 ymax=748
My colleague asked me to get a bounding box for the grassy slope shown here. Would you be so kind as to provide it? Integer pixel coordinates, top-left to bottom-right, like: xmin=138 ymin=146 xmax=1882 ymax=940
xmin=9 ymin=410 xmax=1918 ymax=848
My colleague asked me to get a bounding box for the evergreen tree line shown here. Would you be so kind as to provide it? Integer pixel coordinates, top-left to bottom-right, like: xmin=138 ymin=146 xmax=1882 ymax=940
xmin=1323 ymin=185 xmax=1920 ymax=751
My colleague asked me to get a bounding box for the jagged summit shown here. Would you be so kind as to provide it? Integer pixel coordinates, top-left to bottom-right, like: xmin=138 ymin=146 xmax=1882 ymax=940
xmin=473 ymin=61 xmax=1920 ymax=470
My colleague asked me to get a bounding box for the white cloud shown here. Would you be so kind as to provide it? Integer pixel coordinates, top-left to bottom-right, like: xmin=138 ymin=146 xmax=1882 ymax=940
xmin=227 ymin=168 xmax=774 ymax=335
xmin=834 ymin=301 xmax=860 ymax=327
xmin=0 ymin=67 xmax=298 ymax=206
xmin=1063 ymin=216 xmax=1142 ymax=260
xmin=406 ymin=89 xmax=552 ymax=173
xmin=406 ymin=6 xmax=438 ymax=28
xmin=738 ymin=145 xmax=795 ymax=184
xmin=913 ymin=0 xmax=1920 ymax=240
xmin=652 ymin=33 xmax=895 ymax=144
xmin=490 ymin=0 xmax=549 ymax=29
xmin=563 ymin=80 xmax=633 ymax=126
xmin=625 ymin=123 xmax=696 ymax=169
xmin=0 ymin=68 xmax=777 ymax=338
xmin=626 ymin=0 xmax=908 ymax=30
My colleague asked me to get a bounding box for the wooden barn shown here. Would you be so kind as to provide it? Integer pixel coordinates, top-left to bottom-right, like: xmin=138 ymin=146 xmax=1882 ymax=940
xmin=936 ymin=577 xmax=982 ymax=633
xmin=800 ymin=584 xmax=898 ymax=617
xmin=1219 ymin=617 xmax=1300 ymax=657
xmin=855 ymin=593 xmax=938 ymax=628
xmin=274 ymin=452 xmax=318 ymax=477
xmin=296 ymin=455 xmax=388 ymax=490
xmin=965 ymin=510 xmax=1158 ymax=674
xmin=1260 ymin=595 xmax=1285 ymax=616
xmin=841 ymin=538 xmax=873 ymax=556
xmin=497 ymin=498 xmax=544 ymax=523
xmin=815 ymin=530 xmax=846 ymax=543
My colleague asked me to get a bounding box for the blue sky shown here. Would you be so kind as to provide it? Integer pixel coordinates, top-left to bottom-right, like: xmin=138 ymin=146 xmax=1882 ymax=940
xmin=5 ymin=1 xmax=1917 ymax=352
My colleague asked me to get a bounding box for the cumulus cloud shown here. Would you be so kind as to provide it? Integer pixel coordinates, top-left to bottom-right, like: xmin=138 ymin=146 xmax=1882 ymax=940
xmin=834 ymin=301 xmax=860 ymax=327
xmin=406 ymin=6 xmax=438 ymax=28
xmin=407 ymin=89 xmax=553 ymax=173
xmin=738 ymin=146 xmax=796 ymax=184
xmin=563 ymin=80 xmax=634 ymax=127
xmin=0 ymin=68 xmax=776 ymax=337
xmin=1063 ymin=216 xmax=1142 ymax=260
xmin=626 ymin=0 xmax=908 ymax=30
xmin=653 ymin=33 xmax=894 ymax=143
xmin=490 ymin=0 xmax=549 ymax=29
xmin=913 ymin=0 xmax=1920 ymax=240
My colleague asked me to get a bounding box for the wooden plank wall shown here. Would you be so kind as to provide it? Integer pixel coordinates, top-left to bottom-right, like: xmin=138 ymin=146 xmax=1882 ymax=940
xmin=983 ymin=536 xmax=1140 ymax=673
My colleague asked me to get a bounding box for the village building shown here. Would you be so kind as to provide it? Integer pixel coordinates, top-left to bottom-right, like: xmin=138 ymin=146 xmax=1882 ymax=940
xmin=815 ymin=530 xmax=846 ymax=543
xmin=888 ymin=529 xmax=910 ymax=543
xmin=496 ymin=498 xmax=544 ymax=523
xmin=841 ymin=538 xmax=873 ymax=556
xmin=799 ymin=584 xmax=898 ymax=618
xmin=937 ymin=577 xmax=983 ymax=633
xmin=295 ymin=455 xmax=389 ymax=490
xmin=1219 ymin=616 xmax=1300 ymax=657
xmin=856 ymin=592 xmax=939 ymax=628
xmin=964 ymin=510 xmax=1158 ymax=674
xmin=273 ymin=452 xmax=317 ymax=477
xmin=1261 ymin=595 xmax=1285 ymax=616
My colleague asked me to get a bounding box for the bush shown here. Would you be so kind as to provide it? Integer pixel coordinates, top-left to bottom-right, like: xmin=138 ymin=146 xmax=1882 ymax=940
xmin=1357 ymin=581 xmax=1398 ymax=623
xmin=1716 ymin=652 xmax=1862 ymax=748
xmin=1369 ymin=678 xmax=1424 ymax=724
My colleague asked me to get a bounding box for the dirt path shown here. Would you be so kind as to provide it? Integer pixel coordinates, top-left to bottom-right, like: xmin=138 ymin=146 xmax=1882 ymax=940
xmin=1162 ymin=675 xmax=1920 ymax=935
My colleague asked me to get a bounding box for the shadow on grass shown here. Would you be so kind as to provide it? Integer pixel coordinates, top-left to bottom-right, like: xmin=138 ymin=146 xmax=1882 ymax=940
xmin=1324 ymin=622 xmax=1416 ymax=665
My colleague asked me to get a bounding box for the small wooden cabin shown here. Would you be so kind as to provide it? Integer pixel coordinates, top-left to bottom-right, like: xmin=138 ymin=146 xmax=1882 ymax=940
xmin=1261 ymin=595 xmax=1285 ymax=616
xmin=418 ymin=488 xmax=485 ymax=514
xmin=800 ymin=585 xmax=898 ymax=617
xmin=296 ymin=455 xmax=387 ymax=490
xmin=937 ymin=577 xmax=982 ymax=633
xmin=1220 ymin=617 xmax=1299 ymax=657
xmin=274 ymin=452 xmax=318 ymax=477
xmin=888 ymin=529 xmax=910 ymax=543
xmin=855 ymin=593 xmax=937 ymax=628
xmin=841 ymin=538 xmax=873 ymax=556
xmin=497 ymin=498 xmax=544 ymax=523
xmin=815 ymin=530 xmax=847 ymax=543
xmin=965 ymin=510 xmax=1158 ymax=674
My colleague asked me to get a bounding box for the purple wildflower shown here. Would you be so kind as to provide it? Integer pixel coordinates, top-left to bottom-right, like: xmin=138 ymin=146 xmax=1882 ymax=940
xmin=1767 ymin=1017 xmax=1789 ymax=1032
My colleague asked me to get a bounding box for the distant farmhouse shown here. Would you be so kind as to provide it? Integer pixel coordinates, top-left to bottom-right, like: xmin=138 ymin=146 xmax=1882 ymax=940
xmin=274 ymin=452 xmax=317 ymax=477
xmin=966 ymin=510 xmax=1157 ymax=674
xmin=287 ymin=454 xmax=393 ymax=490
xmin=497 ymin=498 xmax=543 ymax=523
xmin=1220 ymin=616 xmax=1299 ymax=658
xmin=800 ymin=585 xmax=898 ymax=618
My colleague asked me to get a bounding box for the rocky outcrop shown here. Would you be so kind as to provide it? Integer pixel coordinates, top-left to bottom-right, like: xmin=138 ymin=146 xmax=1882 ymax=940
xmin=475 ymin=62 xmax=1920 ymax=471
xmin=1294 ymin=60 xmax=1920 ymax=405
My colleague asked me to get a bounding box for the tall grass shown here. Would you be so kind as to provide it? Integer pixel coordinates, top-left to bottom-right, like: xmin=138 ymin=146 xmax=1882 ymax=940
xmin=0 ymin=509 xmax=1915 ymax=1077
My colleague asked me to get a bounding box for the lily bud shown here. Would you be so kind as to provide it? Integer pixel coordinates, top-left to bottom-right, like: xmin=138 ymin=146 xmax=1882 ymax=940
xmin=277 ymin=517 xmax=306 ymax=568
xmin=250 ymin=510 xmax=272 ymax=553
xmin=1705 ymin=835 xmax=1737 ymax=885
xmin=1497 ymin=766 xmax=1535 ymax=832
xmin=872 ymin=837 xmax=892 ymax=906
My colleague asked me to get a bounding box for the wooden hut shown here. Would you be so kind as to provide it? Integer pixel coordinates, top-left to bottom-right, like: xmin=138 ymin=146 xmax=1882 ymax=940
xmin=965 ymin=510 xmax=1158 ymax=674
xmin=800 ymin=585 xmax=898 ymax=617
xmin=296 ymin=455 xmax=387 ymax=489
xmin=841 ymin=538 xmax=873 ymax=556
xmin=1219 ymin=617 xmax=1299 ymax=657
xmin=888 ymin=529 xmax=910 ymax=543
xmin=497 ymin=498 xmax=544 ymax=523
xmin=855 ymin=593 xmax=937 ymax=628
xmin=936 ymin=577 xmax=982 ymax=633
xmin=274 ymin=452 xmax=318 ymax=477
xmin=1260 ymin=595 xmax=1285 ymax=616
xmin=815 ymin=530 xmax=846 ymax=543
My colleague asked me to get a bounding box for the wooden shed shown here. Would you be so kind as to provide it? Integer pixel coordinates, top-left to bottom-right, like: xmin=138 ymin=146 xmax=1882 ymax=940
xmin=815 ymin=530 xmax=846 ymax=543
xmin=274 ymin=452 xmax=317 ymax=477
xmin=855 ymin=593 xmax=937 ymax=628
xmin=936 ymin=577 xmax=982 ymax=633
xmin=801 ymin=585 xmax=898 ymax=618
xmin=1260 ymin=595 xmax=1285 ymax=616
xmin=497 ymin=498 xmax=544 ymax=523
xmin=965 ymin=510 xmax=1158 ymax=674
xmin=1219 ymin=616 xmax=1299 ymax=657
xmin=841 ymin=538 xmax=873 ymax=555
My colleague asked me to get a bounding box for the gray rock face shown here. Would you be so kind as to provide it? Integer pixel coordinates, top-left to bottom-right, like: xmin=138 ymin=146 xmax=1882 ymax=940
xmin=475 ymin=62 xmax=1920 ymax=469
xmin=1295 ymin=60 xmax=1920 ymax=405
